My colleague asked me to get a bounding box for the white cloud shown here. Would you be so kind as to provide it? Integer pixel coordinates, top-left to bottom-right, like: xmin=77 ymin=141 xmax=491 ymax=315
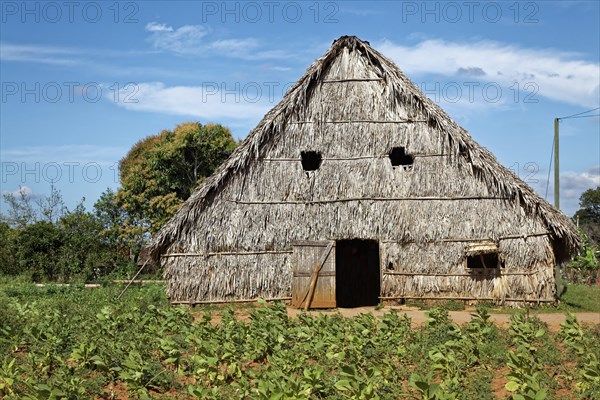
xmin=246 ymin=49 xmax=290 ymax=61
xmin=1 ymin=146 xmax=126 ymax=198
xmin=269 ymin=66 xmax=292 ymax=72
xmin=534 ymin=165 xmax=600 ymax=216
xmin=146 ymin=24 xmax=209 ymax=54
xmin=210 ymin=38 xmax=259 ymax=52
xmin=561 ymin=167 xmax=600 ymax=200
xmin=377 ymin=39 xmax=600 ymax=108
xmin=145 ymin=22 xmax=173 ymax=32
xmin=1 ymin=145 xmax=126 ymax=164
xmin=0 ymin=42 xmax=163 ymax=70
xmin=1 ymin=186 xmax=32 ymax=198
xmin=0 ymin=43 xmax=81 ymax=65
xmin=144 ymin=23 xmax=288 ymax=60
xmin=108 ymin=82 xmax=271 ymax=121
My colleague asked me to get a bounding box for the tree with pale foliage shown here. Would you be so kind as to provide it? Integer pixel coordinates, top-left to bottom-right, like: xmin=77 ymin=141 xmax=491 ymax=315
xmin=1 ymin=187 xmax=36 ymax=229
xmin=116 ymin=122 xmax=237 ymax=235
xmin=0 ymin=187 xmax=124 ymax=280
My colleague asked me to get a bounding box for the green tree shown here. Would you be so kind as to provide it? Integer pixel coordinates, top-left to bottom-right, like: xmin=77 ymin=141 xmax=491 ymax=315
xmin=1 ymin=187 xmax=52 ymax=277
xmin=1 ymin=185 xmax=65 ymax=228
xmin=94 ymin=188 xmax=137 ymax=261
xmin=16 ymin=220 xmax=63 ymax=281
xmin=0 ymin=222 xmax=17 ymax=275
xmin=574 ymin=186 xmax=600 ymax=245
xmin=2 ymin=187 xmax=126 ymax=281
xmin=579 ymin=186 xmax=600 ymax=215
xmin=36 ymin=185 xmax=66 ymax=223
xmin=57 ymin=201 xmax=115 ymax=280
xmin=116 ymin=122 xmax=237 ymax=234
xmin=93 ymin=188 xmax=141 ymax=275
xmin=568 ymin=229 xmax=599 ymax=285
xmin=94 ymin=189 xmax=122 ymax=241
xmin=1 ymin=187 xmax=36 ymax=229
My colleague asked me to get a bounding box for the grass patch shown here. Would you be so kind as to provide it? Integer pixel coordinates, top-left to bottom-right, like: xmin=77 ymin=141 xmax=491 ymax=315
xmin=557 ymin=283 xmax=600 ymax=312
xmin=487 ymin=283 xmax=600 ymax=314
xmin=399 ymin=283 xmax=599 ymax=314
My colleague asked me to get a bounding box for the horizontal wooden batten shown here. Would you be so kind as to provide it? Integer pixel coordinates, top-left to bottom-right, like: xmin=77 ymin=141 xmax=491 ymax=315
xmin=291 ymin=240 xmax=337 ymax=246
xmin=171 ymin=297 xmax=291 ymax=305
xmin=379 ymin=295 xmax=556 ymax=303
xmin=288 ymin=119 xmax=427 ymax=124
xmin=262 ymin=156 xmax=383 ymax=161
xmin=228 ymin=196 xmax=511 ymax=205
xmin=383 ymin=270 xmax=543 ymax=277
xmin=381 ymin=232 xmax=550 ymax=244
xmin=293 ymin=271 xmax=336 ymax=277
xmin=161 ymin=233 xmax=550 ymax=258
xmin=319 ymin=78 xmax=384 ymax=83
xmin=162 ymin=250 xmax=293 ymax=258
xmin=208 ymin=250 xmax=293 ymax=257
xmin=261 ymin=153 xmax=449 ymax=162
xmin=161 ymin=253 xmax=204 ymax=258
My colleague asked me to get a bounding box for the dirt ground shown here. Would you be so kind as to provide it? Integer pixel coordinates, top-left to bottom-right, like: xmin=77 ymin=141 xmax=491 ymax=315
xmin=286 ymin=306 xmax=600 ymax=332
xmin=204 ymin=306 xmax=599 ymax=332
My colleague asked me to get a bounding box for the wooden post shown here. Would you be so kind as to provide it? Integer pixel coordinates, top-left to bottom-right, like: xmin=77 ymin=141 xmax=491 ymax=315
xmin=116 ymin=260 xmax=149 ymax=300
xmin=304 ymin=263 xmax=322 ymax=311
xmin=554 ymin=118 xmax=560 ymax=209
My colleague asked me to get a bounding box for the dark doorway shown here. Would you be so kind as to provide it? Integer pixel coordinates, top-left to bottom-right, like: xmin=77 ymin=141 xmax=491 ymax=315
xmin=336 ymin=239 xmax=381 ymax=307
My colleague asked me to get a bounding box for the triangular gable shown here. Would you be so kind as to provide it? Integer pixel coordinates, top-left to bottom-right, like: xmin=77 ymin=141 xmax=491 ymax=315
xmin=149 ymin=36 xmax=580 ymax=261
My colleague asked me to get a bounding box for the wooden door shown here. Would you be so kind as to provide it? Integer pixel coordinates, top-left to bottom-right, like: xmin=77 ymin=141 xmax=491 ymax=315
xmin=291 ymin=240 xmax=336 ymax=308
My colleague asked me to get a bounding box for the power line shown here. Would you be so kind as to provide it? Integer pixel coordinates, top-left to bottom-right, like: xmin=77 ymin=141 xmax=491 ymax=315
xmin=560 ymin=114 xmax=600 ymax=120
xmin=557 ymin=107 xmax=600 ymax=120
xmin=550 ymin=107 xmax=599 ymax=208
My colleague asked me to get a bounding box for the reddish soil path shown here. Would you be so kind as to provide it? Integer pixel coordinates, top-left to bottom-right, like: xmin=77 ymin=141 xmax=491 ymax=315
xmin=202 ymin=305 xmax=599 ymax=331
xmin=285 ymin=306 xmax=600 ymax=331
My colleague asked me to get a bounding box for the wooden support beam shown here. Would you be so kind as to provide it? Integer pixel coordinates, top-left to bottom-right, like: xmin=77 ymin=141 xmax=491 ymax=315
xmin=379 ymin=295 xmax=555 ymax=303
xmin=383 ymin=271 xmax=542 ymax=277
xmin=229 ymin=196 xmax=511 ymax=205
xmin=171 ymin=297 xmax=291 ymax=305
xmin=162 ymin=250 xmax=293 ymax=258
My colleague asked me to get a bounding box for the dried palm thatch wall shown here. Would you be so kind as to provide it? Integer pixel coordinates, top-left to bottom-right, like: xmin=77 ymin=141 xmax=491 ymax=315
xmin=148 ymin=36 xmax=580 ymax=306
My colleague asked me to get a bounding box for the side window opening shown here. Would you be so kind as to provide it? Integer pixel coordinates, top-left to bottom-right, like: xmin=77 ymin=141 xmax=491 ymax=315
xmin=389 ymin=146 xmax=414 ymax=170
xmin=467 ymin=253 xmax=500 ymax=269
xmin=465 ymin=242 xmax=502 ymax=277
xmin=301 ymin=151 xmax=322 ymax=171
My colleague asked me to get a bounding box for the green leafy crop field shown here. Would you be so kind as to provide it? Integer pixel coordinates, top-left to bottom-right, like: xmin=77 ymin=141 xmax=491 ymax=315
xmin=0 ymin=284 xmax=598 ymax=399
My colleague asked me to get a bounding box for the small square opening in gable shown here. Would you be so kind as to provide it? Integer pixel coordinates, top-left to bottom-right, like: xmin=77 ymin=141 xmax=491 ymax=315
xmin=301 ymin=151 xmax=322 ymax=171
xmin=389 ymin=147 xmax=414 ymax=170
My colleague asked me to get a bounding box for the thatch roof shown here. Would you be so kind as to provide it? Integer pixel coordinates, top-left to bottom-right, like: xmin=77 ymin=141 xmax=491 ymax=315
xmin=147 ymin=35 xmax=580 ymax=262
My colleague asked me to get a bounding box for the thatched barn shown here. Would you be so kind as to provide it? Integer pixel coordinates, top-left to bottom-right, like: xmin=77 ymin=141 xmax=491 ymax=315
xmin=147 ymin=36 xmax=580 ymax=307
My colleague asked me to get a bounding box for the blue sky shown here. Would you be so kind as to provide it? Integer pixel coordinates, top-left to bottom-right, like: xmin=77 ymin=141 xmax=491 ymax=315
xmin=1 ymin=0 xmax=599 ymax=217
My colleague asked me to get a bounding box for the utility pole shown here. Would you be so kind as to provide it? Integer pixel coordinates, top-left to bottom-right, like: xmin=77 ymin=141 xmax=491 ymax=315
xmin=553 ymin=118 xmax=562 ymax=298
xmin=554 ymin=118 xmax=560 ymax=209
xmin=552 ymin=107 xmax=599 ymax=210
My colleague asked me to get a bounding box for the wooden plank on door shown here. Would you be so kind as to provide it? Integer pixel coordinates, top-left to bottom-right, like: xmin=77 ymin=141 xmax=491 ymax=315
xmin=291 ymin=240 xmax=336 ymax=308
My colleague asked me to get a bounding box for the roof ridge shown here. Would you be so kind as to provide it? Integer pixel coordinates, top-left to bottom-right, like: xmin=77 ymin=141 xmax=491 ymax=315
xmin=148 ymin=35 xmax=580 ymax=259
